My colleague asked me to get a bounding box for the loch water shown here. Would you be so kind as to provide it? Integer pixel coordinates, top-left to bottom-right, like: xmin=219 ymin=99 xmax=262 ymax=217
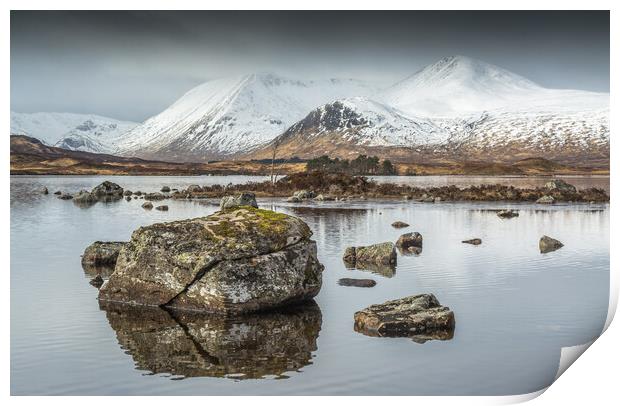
xmin=10 ymin=175 xmax=609 ymax=395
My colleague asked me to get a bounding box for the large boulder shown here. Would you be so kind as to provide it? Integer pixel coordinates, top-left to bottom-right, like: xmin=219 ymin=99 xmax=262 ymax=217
xmin=545 ymin=179 xmax=577 ymax=193
xmin=220 ymin=192 xmax=258 ymax=210
xmin=82 ymin=241 xmax=126 ymax=267
xmin=539 ymin=235 xmax=564 ymax=253
xmin=354 ymin=294 xmax=455 ymax=342
xmin=99 ymin=207 xmax=323 ymax=314
xmin=91 ymin=181 xmax=124 ymax=199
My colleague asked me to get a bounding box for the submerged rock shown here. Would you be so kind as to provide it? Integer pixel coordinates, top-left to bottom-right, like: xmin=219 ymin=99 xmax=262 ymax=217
xmin=220 ymin=192 xmax=258 ymax=210
xmin=58 ymin=193 xmax=73 ymax=200
xmin=462 ymin=238 xmax=482 ymax=245
xmin=396 ymin=232 xmax=423 ymax=252
xmin=539 ymin=235 xmax=564 ymax=253
xmin=354 ymin=294 xmax=455 ymax=342
xmin=545 ymin=179 xmax=577 ymax=193
xmin=155 ymin=205 xmax=169 ymax=211
xmin=391 ymin=221 xmax=410 ymax=228
xmin=497 ymin=209 xmax=519 ymax=219
xmin=98 ymin=207 xmax=323 ymax=314
xmin=91 ymin=181 xmax=124 ymax=199
xmin=41 ymin=187 xmax=49 ymax=195
xmin=536 ymin=195 xmax=555 ymax=204
xmin=141 ymin=201 xmax=153 ymax=210
xmin=53 ymin=190 xmax=62 ymax=195
xmin=338 ymin=278 xmax=376 ymax=288
xmin=82 ymin=241 xmax=126 ymax=267
xmin=161 ymin=186 xmax=171 ymax=193
xmin=100 ymin=301 xmax=321 ymax=379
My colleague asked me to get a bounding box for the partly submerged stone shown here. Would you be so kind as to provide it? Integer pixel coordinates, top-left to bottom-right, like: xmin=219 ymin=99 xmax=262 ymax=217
xmin=98 ymin=207 xmax=322 ymax=314
xmin=462 ymin=238 xmax=482 ymax=245
xmin=41 ymin=187 xmax=49 ymax=195
xmin=161 ymin=186 xmax=171 ymax=193
xmin=293 ymin=190 xmax=315 ymax=200
xmin=536 ymin=195 xmax=555 ymax=204
xmin=82 ymin=241 xmax=126 ymax=267
xmin=539 ymin=235 xmax=564 ymax=253
xmin=141 ymin=201 xmax=153 ymax=210
xmin=155 ymin=205 xmax=169 ymax=211
xmin=391 ymin=221 xmax=410 ymax=228
xmin=91 ymin=181 xmax=124 ymax=199
xmin=343 ymin=242 xmax=397 ymax=268
xmin=220 ymin=192 xmax=258 ymax=210
xmin=145 ymin=192 xmax=166 ymax=201
xmin=396 ymin=232 xmax=423 ymax=251
xmin=338 ymin=278 xmax=376 ymax=288
xmin=58 ymin=193 xmax=73 ymax=200
xmin=100 ymin=300 xmax=321 ymax=379
xmin=497 ymin=209 xmax=519 ymax=219
xmin=545 ymin=179 xmax=577 ymax=193
xmin=73 ymin=190 xmax=98 ymax=206
xmin=354 ymin=294 xmax=455 ymax=342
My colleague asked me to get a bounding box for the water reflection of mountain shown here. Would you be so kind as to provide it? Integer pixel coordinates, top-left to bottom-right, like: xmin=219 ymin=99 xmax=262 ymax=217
xmin=100 ymin=301 xmax=322 ymax=379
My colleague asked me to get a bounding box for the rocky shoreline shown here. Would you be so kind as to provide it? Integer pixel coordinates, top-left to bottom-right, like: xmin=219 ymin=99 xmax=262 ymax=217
xmin=166 ymin=172 xmax=609 ymax=203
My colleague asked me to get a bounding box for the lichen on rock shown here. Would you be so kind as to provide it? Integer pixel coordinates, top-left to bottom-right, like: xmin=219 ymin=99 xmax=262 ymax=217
xmin=98 ymin=207 xmax=323 ymax=314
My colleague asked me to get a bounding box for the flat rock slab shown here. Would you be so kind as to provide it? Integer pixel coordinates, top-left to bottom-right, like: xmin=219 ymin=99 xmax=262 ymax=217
xmin=98 ymin=207 xmax=322 ymax=314
xmin=354 ymin=294 xmax=455 ymax=342
xmin=391 ymin=221 xmax=410 ymax=228
xmin=462 ymin=238 xmax=482 ymax=245
xmin=338 ymin=278 xmax=376 ymax=288
xmin=497 ymin=210 xmax=519 ymax=219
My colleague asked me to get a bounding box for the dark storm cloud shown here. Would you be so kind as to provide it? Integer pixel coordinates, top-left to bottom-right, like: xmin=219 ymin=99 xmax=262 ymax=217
xmin=10 ymin=11 xmax=609 ymax=122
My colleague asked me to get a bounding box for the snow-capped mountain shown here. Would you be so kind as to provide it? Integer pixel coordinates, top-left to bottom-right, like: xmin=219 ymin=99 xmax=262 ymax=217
xmin=10 ymin=112 xmax=137 ymax=153
xmin=117 ymin=73 xmax=379 ymax=161
xmin=248 ymin=56 xmax=609 ymax=165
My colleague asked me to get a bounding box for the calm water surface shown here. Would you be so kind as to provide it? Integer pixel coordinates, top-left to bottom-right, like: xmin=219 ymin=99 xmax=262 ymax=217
xmin=10 ymin=175 xmax=609 ymax=395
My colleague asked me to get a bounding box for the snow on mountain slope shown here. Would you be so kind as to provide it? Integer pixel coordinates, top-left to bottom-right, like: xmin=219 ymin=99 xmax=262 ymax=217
xmin=277 ymin=97 xmax=452 ymax=147
xmin=10 ymin=111 xmax=137 ymax=152
xmin=381 ymin=55 xmax=608 ymax=117
xmin=117 ymin=73 xmax=378 ymax=161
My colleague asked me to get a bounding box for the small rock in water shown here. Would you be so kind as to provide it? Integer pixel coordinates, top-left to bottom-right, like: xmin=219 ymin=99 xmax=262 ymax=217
xmin=73 ymin=190 xmax=97 ymax=206
xmin=161 ymin=186 xmax=171 ymax=193
xmin=89 ymin=275 xmax=104 ymax=288
xmin=354 ymin=294 xmax=455 ymax=342
xmin=125 ymin=196 xmax=132 ymax=201
xmin=343 ymin=242 xmax=397 ymax=268
xmin=58 ymin=193 xmax=73 ymax=200
xmin=41 ymin=187 xmax=49 ymax=194
xmin=497 ymin=210 xmax=519 ymax=219
xmin=53 ymin=190 xmax=62 ymax=195
xmin=539 ymin=235 xmax=564 ymax=253
xmin=338 ymin=278 xmax=376 ymax=288
xmin=187 ymin=185 xmax=202 ymax=193
xmin=82 ymin=241 xmax=126 ymax=267
xmin=91 ymin=181 xmax=124 ymax=200
xmin=462 ymin=238 xmax=482 ymax=245
xmin=220 ymin=192 xmax=258 ymax=210
xmin=123 ymin=190 xmax=133 ymax=196
xmin=545 ymin=179 xmax=577 ymax=193
xmin=396 ymin=232 xmax=423 ymax=251
xmin=142 ymin=201 xmax=153 ymax=210
xmin=155 ymin=205 xmax=169 ymax=211
xmin=536 ymin=195 xmax=555 ymax=204
xmin=145 ymin=192 xmax=166 ymax=200
xmin=293 ymin=190 xmax=315 ymax=200
xmin=134 ymin=191 xmax=143 ymax=196
xmin=314 ymin=194 xmax=335 ymax=201
xmin=391 ymin=221 xmax=410 ymax=228
xmin=287 ymin=196 xmax=302 ymax=203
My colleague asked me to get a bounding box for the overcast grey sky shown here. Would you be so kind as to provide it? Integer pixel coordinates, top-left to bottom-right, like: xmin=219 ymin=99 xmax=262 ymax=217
xmin=11 ymin=11 xmax=610 ymax=122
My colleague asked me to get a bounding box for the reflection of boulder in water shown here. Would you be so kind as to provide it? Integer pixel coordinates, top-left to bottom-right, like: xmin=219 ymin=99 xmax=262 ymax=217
xmin=100 ymin=301 xmax=322 ymax=379
xmin=82 ymin=264 xmax=116 ymax=278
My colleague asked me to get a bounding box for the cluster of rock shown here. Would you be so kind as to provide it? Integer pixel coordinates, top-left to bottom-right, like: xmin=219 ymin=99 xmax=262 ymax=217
xmin=88 ymin=205 xmax=324 ymax=315
xmin=286 ymin=190 xmax=339 ymax=203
